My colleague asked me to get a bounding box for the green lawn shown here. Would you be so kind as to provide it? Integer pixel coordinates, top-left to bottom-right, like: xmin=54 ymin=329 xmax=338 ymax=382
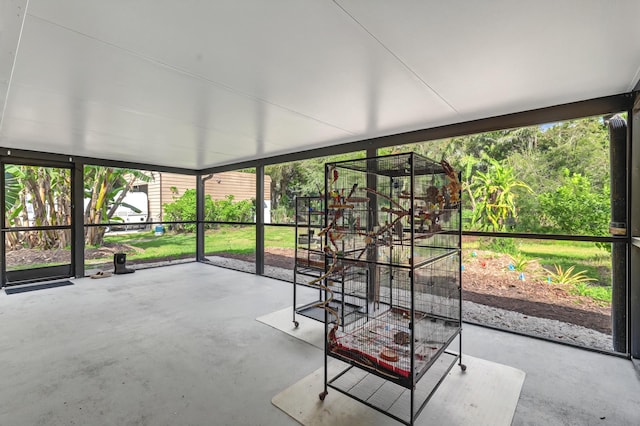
xmin=519 ymin=240 xmax=612 ymax=303
xmin=202 ymin=225 xmax=295 ymax=254
xmin=100 ymin=228 xmax=612 ymax=303
xmin=100 ymin=225 xmax=295 ymax=261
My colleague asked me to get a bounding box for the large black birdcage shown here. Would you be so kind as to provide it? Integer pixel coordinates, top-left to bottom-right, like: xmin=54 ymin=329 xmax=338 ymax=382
xmin=317 ymin=152 xmax=464 ymax=426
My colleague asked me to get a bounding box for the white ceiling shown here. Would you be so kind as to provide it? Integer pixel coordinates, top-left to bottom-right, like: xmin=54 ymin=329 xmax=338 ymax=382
xmin=1 ymin=0 xmax=639 ymax=170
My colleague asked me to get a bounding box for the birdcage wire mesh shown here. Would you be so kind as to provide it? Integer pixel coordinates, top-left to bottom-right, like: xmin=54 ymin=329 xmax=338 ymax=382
xmin=321 ymin=152 xmax=462 ymax=386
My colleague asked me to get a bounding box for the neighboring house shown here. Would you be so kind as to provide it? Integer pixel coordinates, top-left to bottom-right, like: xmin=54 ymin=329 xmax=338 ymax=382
xmin=134 ymin=171 xmax=272 ymax=223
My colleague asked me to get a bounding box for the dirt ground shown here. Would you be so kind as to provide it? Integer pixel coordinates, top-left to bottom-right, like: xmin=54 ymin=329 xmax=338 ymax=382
xmin=6 ymin=244 xmax=611 ymax=334
xmin=458 ymin=249 xmax=611 ymax=334
xmin=5 ymin=243 xmax=141 ymax=265
xmin=225 ymin=247 xmax=612 ymax=334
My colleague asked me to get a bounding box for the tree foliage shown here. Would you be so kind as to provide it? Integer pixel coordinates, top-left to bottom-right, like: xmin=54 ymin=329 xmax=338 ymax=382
xmin=3 ymin=115 xmax=615 ymax=252
xmin=4 ymin=164 xmax=152 ymax=249
xmin=84 ymin=167 xmax=152 ymax=245
xmin=265 ymin=152 xmax=366 ymax=222
xmin=163 ymin=190 xmax=254 ymax=232
xmin=261 ymin=117 xmax=611 ymax=235
xmin=4 ymin=166 xmax=71 ymax=249
xmin=538 ymin=169 xmax=610 ymax=236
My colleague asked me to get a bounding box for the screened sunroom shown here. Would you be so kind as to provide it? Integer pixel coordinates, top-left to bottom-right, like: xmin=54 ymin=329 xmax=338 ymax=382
xmin=1 ymin=2 xmax=639 ymax=425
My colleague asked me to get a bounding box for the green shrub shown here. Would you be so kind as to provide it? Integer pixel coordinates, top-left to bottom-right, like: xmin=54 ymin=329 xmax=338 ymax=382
xmin=481 ymin=237 xmax=519 ymax=255
xmin=211 ymin=194 xmax=254 ymax=222
xmin=573 ymin=282 xmax=612 ymax=303
xmin=163 ymin=190 xmax=254 ymax=232
xmin=164 ymin=189 xmax=201 ymax=232
xmin=538 ymin=170 xmax=610 ymax=237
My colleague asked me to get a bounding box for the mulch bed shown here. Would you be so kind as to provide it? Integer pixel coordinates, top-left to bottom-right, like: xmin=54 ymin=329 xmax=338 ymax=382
xmin=460 ymin=249 xmax=611 ymax=333
xmin=229 ymin=247 xmax=612 ymax=334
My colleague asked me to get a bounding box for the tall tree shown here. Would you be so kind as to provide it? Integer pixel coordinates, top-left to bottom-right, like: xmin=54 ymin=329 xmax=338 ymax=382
xmin=537 ymin=117 xmax=610 ymax=189
xmin=84 ymin=166 xmax=152 ymax=245
xmin=4 ymin=166 xmax=72 ymax=249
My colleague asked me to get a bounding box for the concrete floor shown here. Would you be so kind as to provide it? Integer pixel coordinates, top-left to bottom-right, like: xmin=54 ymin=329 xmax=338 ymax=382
xmin=0 ymin=263 xmax=638 ymax=426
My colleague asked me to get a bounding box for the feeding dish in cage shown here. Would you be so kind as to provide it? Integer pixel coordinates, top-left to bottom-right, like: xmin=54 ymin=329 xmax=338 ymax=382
xmin=380 ymin=348 xmax=399 ymax=362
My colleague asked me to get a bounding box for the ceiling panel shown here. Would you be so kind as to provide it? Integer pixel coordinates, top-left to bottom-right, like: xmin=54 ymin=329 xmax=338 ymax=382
xmin=1 ymin=0 xmax=639 ymax=170
xmin=338 ymin=0 xmax=640 ymax=119
xmin=27 ymin=0 xmax=457 ymax=134
xmin=0 ymin=0 xmax=28 ymax=119
xmin=2 ymin=14 xmax=362 ymax=168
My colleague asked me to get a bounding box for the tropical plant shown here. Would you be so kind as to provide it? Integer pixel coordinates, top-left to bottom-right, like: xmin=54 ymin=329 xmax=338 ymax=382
xmin=4 ymin=165 xmax=22 ymax=212
xmin=470 ymin=156 xmax=532 ymax=232
xmin=4 ymin=166 xmax=25 ymax=249
xmin=508 ymin=253 xmax=536 ymax=272
xmin=4 ymin=165 xmax=72 ymax=249
xmin=4 ymin=164 xmax=153 ymax=249
xmin=545 ymin=264 xmax=597 ymax=286
xmin=83 ymin=166 xmax=152 ymax=245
